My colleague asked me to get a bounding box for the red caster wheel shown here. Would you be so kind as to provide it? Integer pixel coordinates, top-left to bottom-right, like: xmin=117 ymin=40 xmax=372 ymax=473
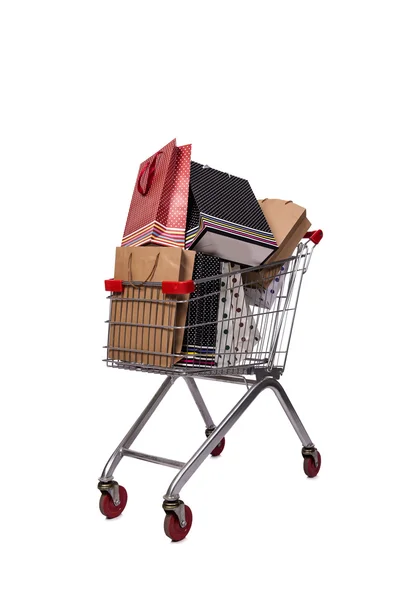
xmin=99 ymin=485 xmax=128 ymax=519
xmin=211 ymin=437 xmax=225 ymax=457
xmin=164 ymin=505 xmax=193 ymax=542
xmin=303 ymin=451 xmax=321 ymax=478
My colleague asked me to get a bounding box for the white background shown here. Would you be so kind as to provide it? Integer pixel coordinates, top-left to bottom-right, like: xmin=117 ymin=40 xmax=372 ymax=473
xmin=1 ymin=1 xmax=399 ymax=598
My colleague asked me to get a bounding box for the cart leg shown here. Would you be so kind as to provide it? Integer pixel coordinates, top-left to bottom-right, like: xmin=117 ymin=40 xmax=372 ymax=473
xmin=184 ymin=377 xmax=215 ymax=429
xmin=273 ymin=381 xmax=321 ymax=472
xmin=273 ymin=380 xmax=313 ymax=446
xmin=99 ymin=375 xmax=176 ymax=483
xmin=163 ymin=376 xmax=319 ymax=503
xmin=184 ymin=376 xmax=227 ymax=456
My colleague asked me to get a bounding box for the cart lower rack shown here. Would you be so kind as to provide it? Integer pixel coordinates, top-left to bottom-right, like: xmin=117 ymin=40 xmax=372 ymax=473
xmin=98 ymin=230 xmax=323 ymax=541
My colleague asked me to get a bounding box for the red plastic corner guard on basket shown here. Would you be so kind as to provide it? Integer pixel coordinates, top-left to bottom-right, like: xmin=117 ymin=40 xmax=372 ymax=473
xmin=105 ymin=279 xmax=123 ymax=292
xmin=162 ymin=280 xmax=195 ymax=295
xmin=304 ymin=229 xmax=323 ymax=245
xmin=104 ymin=279 xmax=195 ymax=294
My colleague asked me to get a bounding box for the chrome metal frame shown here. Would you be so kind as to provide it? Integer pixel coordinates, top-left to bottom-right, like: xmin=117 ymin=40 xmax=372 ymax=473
xmin=98 ymin=238 xmax=320 ymax=528
xmin=98 ymin=373 xmax=318 ymax=514
xmin=100 ymin=376 xmax=175 ymax=483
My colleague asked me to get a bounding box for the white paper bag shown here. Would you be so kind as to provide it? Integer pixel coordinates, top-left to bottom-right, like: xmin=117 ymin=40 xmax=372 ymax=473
xmin=244 ymin=263 xmax=288 ymax=308
xmin=215 ymin=262 xmax=260 ymax=368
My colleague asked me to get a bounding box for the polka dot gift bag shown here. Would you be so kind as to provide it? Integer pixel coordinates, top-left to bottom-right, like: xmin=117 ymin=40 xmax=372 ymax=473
xmin=122 ymin=139 xmax=191 ymax=248
xmin=215 ymin=262 xmax=261 ymax=368
xmin=185 ymin=162 xmax=277 ymax=266
xmin=179 ymin=253 xmax=221 ymax=368
xmin=244 ymin=262 xmax=288 ymax=309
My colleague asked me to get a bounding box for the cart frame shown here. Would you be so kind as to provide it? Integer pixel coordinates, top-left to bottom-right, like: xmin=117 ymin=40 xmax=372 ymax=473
xmin=98 ymin=230 xmax=323 ymax=540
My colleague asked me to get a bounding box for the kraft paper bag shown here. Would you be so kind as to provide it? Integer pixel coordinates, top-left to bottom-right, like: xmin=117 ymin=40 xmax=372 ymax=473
xmin=109 ymin=247 xmax=183 ymax=367
xmin=243 ymin=198 xmax=311 ymax=288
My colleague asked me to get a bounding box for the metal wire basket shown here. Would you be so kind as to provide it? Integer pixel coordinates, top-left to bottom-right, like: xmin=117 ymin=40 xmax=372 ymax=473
xmin=104 ymin=235 xmax=318 ymax=378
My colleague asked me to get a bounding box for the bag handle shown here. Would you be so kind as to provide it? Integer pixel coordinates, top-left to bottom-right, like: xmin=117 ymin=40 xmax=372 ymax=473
xmin=137 ymin=151 xmax=163 ymax=196
xmin=127 ymin=252 xmax=160 ymax=286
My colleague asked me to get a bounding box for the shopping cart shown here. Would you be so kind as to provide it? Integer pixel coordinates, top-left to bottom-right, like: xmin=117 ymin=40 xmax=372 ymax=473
xmin=98 ymin=230 xmax=323 ymax=541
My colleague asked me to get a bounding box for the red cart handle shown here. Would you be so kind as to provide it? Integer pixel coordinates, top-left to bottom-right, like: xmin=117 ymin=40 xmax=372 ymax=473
xmin=162 ymin=280 xmax=195 ymax=295
xmin=105 ymin=279 xmax=123 ymax=292
xmin=105 ymin=279 xmax=195 ymax=295
xmin=303 ymin=229 xmax=323 ymax=245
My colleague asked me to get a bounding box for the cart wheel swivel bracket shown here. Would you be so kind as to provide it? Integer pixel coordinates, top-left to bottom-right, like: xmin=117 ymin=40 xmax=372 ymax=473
xmin=98 ymin=480 xmax=121 ymax=507
xmin=302 ymin=445 xmax=320 ymax=468
xmin=162 ymin=499 xmax=187 ymax=528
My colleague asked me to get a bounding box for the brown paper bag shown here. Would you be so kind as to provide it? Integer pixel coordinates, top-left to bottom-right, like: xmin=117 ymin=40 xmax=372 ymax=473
xmin=244 ymin=199 xmax=311 ymax=288
xmin=109 ymin=247 xmax=183 ymax=367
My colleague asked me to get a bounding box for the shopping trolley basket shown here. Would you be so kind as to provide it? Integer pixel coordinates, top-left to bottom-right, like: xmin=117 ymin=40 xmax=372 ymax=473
xmin=98 ymin=230 xmax=323 ymax=540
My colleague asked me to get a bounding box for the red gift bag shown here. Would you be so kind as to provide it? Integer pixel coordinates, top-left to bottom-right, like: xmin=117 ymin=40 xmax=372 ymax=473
xmin=122 ymin=139 xmax=191 ymax=248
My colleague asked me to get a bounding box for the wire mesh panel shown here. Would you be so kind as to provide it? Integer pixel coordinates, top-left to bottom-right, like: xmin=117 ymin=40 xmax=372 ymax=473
xmin=105 ymin=241 xmax=314 ymax=377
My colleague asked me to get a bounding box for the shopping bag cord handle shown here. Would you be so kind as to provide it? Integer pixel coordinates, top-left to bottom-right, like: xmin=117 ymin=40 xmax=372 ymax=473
xmin=137 ymin=151 xmax=163 ymax=196
xmin=127 ymin=252 xmax=160 ymax=286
